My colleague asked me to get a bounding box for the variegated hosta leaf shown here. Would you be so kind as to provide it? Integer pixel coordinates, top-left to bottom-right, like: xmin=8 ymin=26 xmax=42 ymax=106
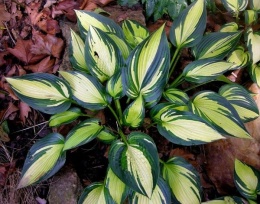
xmin=63 ymin=119 xmax=103 ymax=151
xmin=156 ymin=109 xmax=224 ymax=145
xmin=226 ymin=46 xmax=250 ymax=70
xmin=183 ymin=59 xmax=233 ymax=83
xmin=129 ymin=177 xmax=171 ymax=204
xmin=106 ymin=33 xmax=130 ymax=59
xmin=190 ymin=91 xmax=251 ymax=139
xmin=169 ymin=0 xmax=206 ymax=49
xmin=85 ymin=26 xmax=124 ymax=82
xmin=150 ymin=103 xmax=189 ymax=123
xmin=105 ymin=168 xmax=129 ymax=204
xmin=75 ymin=10 xmax=124 ymax=40
xmin=97 ymin=128 xmax=117 ymax=144
xmin=249 ymin=63 xmax=260 ymax=87
xmin=78 ymin=182 xmax=115 ymax=204
xmin=219 ymin=22 xmax=238 ymax=32
xmin=122 ymin=25 xmax=170 ymax=103
xmin=245 ymin=10 xmax=258 ymax=25
xmin=59 ymin=71 xmax=111 ymax=110
xmin=234 ymin=159 xmax=260 ymax=200
xmin=202 ymin=196 xmax=247 ymax=203
xmin=6 ymin=74 xmax=71 ymax=114
xmin=246 ymin=28 xmax=260 ymax=64
xmin=122 ymin=20 xmax=149 ymax=49
xmin=163 ymin=88 xmax=189 ymax=105
xmin=75 ymin=10 xmax=130 ymax=59
xmin=17 ymin=133 xmax=66 ymax=188
xmin=49 ymin=107 xmax=82 ymax=127
xmin=162 ymin=156 xmax=201 ymax=204
xmin=249 ymin=0 xmax=260 ymax=11
xmin=106 ymin=71 xmax=124 ymax=99
xmin=192 ymin=32 xmax=242 ymax=60
xmin=123 ymin=95 xmax=145 ymax=128
xmin=108 ymin=132 xmax=159 ymax=198
xmin=219 ymin=84 xmax=259 ymax=122
xmin=69 ymin=29 xmax=88 ymax=72
xmin=221 ymin=0 xmax=248 ymax=13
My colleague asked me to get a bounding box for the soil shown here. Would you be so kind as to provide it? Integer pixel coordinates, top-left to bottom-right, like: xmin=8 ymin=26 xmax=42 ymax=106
xmin=0 ymin=0 xmax=260 ymax=203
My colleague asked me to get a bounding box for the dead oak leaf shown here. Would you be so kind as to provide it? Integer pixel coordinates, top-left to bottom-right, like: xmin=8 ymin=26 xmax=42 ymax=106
xmin=44 ymin=0 xmax=58 ymax=8
xmin=25 ymin=2 xmax=42 ymax=25
xmin=19 ymin=102 xmax=31 ymax=124
xmin=0 ymin=4 xmax=11 ymax=28
xmin=7 ymin=39 xmax=46 ymax=64
xmin=25 ymin=56 xmax=55 ymax=73
xmin=31 ymin=32 xmax=64 ymax=58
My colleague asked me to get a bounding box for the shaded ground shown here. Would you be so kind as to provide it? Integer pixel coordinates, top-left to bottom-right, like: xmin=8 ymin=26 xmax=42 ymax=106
xmin=0 ymin=0 xmax=260 ymax=203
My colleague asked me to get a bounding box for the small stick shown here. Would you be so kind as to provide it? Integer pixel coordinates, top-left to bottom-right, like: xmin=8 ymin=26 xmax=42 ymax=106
xmin=2 ymin=21 xmax=16 ymax=45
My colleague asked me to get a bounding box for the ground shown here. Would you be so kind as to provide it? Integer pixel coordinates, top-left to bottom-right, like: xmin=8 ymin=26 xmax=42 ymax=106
xmin=0 ymin=0 xmax=260 ymax=203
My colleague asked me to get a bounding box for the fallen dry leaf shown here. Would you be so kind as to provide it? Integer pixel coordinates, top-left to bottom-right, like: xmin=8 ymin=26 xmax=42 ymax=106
xmin=0 ymin=102 xmax=19 ymax=121
xmin=53 ymin=0 xmax=79 ymax=21
xmin=0 ymin=4 xmax=11 ymax=28
xmin=44 ymin=0 xmax=58 ymax=8
xmin=31 ymin=32 xmax=64 ymax=58
xmin=19 ymin=102 xmax=31 ymax=124
xmin=7 ymin=39 xmax=46 ymax=64
xmin=25 ymin=2 xmax=42 ymax=25
xmin=37 ymin=18 xmax=61 ymax=35
xmin=25 ymin=56 xmax=55 ymax=73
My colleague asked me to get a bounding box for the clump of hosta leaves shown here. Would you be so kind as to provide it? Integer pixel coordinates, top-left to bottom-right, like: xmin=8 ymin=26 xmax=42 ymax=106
xmin=6 ymin=0 xmax=260 ymax=203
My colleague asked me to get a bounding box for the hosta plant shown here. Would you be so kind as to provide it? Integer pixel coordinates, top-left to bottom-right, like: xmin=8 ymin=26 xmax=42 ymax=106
xmin=6 ymin=0 xmax=260 ymax=203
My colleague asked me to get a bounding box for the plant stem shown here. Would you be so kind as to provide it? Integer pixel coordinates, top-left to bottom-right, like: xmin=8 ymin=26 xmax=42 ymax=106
xmin=169 ymin=73 xmax=184 ymax=88
xmin=169 ymin=47 xmax=181 ymax=77
xmin=118 ymin=128 xmax=128 ymax=144
xmin=114 ymin=99 xmax=123 ymax=123
xmin=108 ymin=104 xmax=121 ymax=127
xmin=159 ymin=159 xmax=165 ymax=164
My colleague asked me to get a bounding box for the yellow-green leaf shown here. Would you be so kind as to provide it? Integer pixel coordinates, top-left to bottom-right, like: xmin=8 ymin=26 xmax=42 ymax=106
xmin=75 ymin=10 xmax=124 ymax=40
xmin=169 ymin=0 xmax=206 ymax=49
xmin=18 ymin=133 xmax=66 ymax=188
xmin=59 ymin=71 xmax=111 ymax=110
xmin=49 ymin=107 xmax=82 ymax=127
xmin=219 ymin=22 xmax=238 ymax=32
xmin=221 ymin=0 xmax=248 ymax=13
xmin=249 ymin=0 xmax=260 ymax=11
xmin=106 ymin=71 xmax=124 ymax=99
xmin=234 ymin=159 xmax=260 ymax=200
xmin=109 ymin=133 xmax=159 ymax=198
xmin=123 ymin=95 xmax=145 ymax=128
xmin=202 ymin=196 xmax=246 ymax=203
xmin=78 ymin=183 xmax=114 ymax=204
xmin=219 ymin=84 xmax=259 ymax=122
xmin=122 ymin=20 xmax=149 ymax=49
xmin=6 ymin=74 xmax=71 ymax=114
xmin=162 ymin=156 xmax=201 ymax=204
xmin=246 ymin=28 xmax=260 ymax=64
xmin=249 ymin=63 xmax=260 ymax=87
xmin=226 ymin=46 xmax=250 ymax=70
xmin=122 ymin=25 xmax=170 ymax=103
xmin=85 ymin=26 xmax=124 ymax=82
xmin=192 ymin=32 xmax=242 ymax=60
xmin=245 ymin=10 xmax=258 ymax=25
xmin=69 ymin=29 xmax=88 ymax=72
xmin=183 ymin=59 xmax=233 ymax=83
xmin=163 ymin=88 xmax=189 ymax=105
xmin=63 ymin=119 xmax=103 ymax=151
xmin=157 ymin=109 xmax=224 ymax=145
xmin=191 ymin=91 xmax=251 ymax=139
xmin=129 ymin=178 xmax=171 ymax=204
xmin=105 ymin=168 xmax=128 ymax=204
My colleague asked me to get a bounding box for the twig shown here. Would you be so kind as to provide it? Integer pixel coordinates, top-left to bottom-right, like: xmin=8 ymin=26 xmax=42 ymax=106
xmin=2 ymin=21 xmax=16 ymax=45
xmin=11 ymin=121 xmax=49 ymax=134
